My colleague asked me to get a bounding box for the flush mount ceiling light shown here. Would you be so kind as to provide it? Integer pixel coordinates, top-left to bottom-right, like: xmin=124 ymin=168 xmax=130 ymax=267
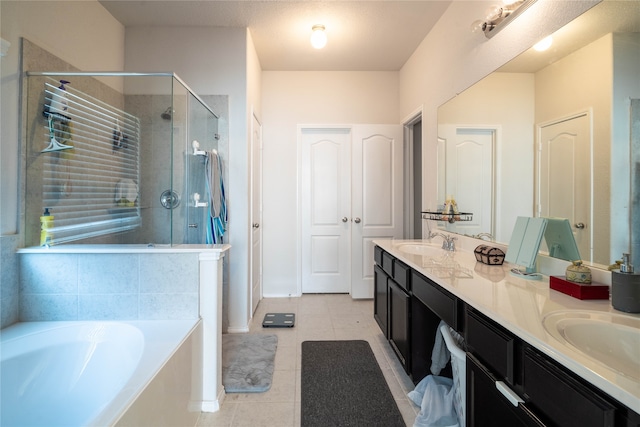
xmin=471 ymin=0 xmax=536 ymax=39
xmin=310 ymin=24 xmax=327 ymax=49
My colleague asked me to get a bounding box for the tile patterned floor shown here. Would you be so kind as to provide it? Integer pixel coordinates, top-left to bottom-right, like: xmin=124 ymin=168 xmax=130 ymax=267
xmin=196 ymin=294 xmax=418 ymax=427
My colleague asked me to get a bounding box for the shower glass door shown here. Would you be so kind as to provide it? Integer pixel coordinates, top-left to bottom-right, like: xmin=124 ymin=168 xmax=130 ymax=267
xmin=182 ymin=91 xmax=219 ymax=244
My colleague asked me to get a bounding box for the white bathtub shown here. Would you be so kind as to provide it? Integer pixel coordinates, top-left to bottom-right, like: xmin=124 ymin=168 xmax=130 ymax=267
xmin=1 ymin=319 xmax=200 ymax=427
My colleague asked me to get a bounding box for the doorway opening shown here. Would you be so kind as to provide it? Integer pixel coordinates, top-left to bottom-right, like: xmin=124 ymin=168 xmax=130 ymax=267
xmin=404 ymin=111 xmax=423 ymax=239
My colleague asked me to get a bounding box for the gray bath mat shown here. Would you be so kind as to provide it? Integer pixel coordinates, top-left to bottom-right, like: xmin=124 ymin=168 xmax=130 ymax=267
xmin=222 ymin=333 xmax=278 ymax=393
xmin=301 ymin=340 xmax=405 ymax=426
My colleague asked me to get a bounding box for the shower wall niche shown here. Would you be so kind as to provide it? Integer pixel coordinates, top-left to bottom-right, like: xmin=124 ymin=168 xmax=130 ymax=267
xmin=23 ymin=71 xmax=225 ymax=247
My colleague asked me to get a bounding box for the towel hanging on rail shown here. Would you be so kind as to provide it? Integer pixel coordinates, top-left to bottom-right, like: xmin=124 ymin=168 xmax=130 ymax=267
xmin=205 ymin=149 xmax=227 ymax=244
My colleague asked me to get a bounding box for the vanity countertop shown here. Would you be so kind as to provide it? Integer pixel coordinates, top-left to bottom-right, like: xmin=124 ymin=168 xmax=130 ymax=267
xmin=374 ymin=238 xmax=640 ymax=414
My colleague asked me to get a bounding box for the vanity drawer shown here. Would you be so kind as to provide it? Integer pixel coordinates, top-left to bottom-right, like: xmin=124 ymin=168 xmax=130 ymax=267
xmin=466 ymin=308 xmax=515 ymax=384
xmin=411 ymin=271 xmax=457 ymax=328
xmin=382 ymin=251 xmax=394 ymax=276
xmin=523 ymin=346 xmax=616 ymax=427
xmin=393 ymin=259 xmax=411 ymax=292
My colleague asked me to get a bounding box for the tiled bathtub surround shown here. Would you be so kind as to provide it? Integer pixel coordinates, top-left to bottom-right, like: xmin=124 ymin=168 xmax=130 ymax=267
xmin=19 ymin=251 xmax=200 ymax=321
xmin=1 ymin=235 xmax=20 ymax=328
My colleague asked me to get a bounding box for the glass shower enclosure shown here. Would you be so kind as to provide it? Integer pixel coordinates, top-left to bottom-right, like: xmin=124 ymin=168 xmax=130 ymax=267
xmin=23 ymin=72 xmax=223 ymax=247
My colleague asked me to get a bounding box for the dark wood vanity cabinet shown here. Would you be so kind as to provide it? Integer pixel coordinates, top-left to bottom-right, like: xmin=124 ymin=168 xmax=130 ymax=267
xmin=466 ymin=307 xmax=639 ymax=427
xmin=373 ymin=245 xmax=640 ymax=426
xmin=373 ymin=264 xmax=388 ymax=337
xmin=388 ymin=277 xmax=410 ymax=372
xmin=374 ymin=246 xmax=460 ymax=382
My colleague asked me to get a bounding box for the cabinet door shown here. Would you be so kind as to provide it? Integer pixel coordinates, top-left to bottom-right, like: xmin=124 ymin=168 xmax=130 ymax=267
xmin=374 ymin=265 xmax=388 ymax=337
xmin=466 ymin=308 xmax=515 ymax=385
xmin=523 ymin=346 xmax=616 ymax=427
xmin=467 ymin=354 xmax=546 ymax=427
xmin=388 ymin=279 xmax=410 ymax=373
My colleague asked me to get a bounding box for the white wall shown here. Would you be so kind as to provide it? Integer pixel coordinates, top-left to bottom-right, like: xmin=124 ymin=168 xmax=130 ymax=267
xmin=124 ymin=26 xmax=256 ymax=331
xmin=0 ymin=0 xmax=125 ymax=235
xmin=261 ymin=71 xmax=399 ymax=296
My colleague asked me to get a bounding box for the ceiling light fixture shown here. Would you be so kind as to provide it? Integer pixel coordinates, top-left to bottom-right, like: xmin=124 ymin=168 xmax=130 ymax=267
xmin=310 ymin=25 xmax=327 ymax=49
xmin=471 ymin=0 xmax=536 ymax=39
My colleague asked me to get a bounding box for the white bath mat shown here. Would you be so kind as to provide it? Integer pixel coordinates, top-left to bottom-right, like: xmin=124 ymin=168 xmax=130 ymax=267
xmin=221 ymin=334 xmax=278 ymax=393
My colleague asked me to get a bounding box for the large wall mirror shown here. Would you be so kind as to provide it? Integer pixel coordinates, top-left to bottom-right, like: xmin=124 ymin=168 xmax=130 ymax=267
xmin=436 ymin=1 xmax=639 ymax=268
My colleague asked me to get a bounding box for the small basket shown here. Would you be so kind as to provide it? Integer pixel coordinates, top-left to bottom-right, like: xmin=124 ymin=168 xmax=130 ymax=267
xmin=441 ymin=324 xmax=466 ymax=427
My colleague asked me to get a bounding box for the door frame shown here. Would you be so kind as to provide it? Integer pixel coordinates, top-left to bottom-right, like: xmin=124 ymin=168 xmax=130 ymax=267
xmin=403 ymin=107 xmax=423 ymax=239
xmin=250 ymin=110 xmax=263 ymax=316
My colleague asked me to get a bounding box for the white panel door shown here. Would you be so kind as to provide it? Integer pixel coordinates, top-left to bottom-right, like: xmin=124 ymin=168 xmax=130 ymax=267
xmin=438 ymin=125 xmax=495 ymax=237
xmin=301 ymin=128 xmax=351 ymax=293
xmin=250 ymin=113 xmax=262 ymax=315
xmin=537 ymin=112 xmax=591 ymax=260
xmin=351 ymin=125 xmax=403 ymax=298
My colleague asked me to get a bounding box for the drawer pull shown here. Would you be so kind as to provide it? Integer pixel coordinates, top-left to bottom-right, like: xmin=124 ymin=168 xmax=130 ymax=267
xmin=496 ymin=381 xmax=524 ymax=407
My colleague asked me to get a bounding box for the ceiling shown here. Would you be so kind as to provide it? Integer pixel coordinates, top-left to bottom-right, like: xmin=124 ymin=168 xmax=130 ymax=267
xmin=98 ymin=1 xmax=452 ymax=71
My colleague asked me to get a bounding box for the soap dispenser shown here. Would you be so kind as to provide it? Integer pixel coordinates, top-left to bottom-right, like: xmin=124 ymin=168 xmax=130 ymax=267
xmin=611 ymin=253 xmax=640 ymax=313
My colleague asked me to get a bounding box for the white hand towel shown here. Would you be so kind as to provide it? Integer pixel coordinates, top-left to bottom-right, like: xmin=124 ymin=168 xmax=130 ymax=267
xmin=430 ymin=320 xmax=451 ymax=375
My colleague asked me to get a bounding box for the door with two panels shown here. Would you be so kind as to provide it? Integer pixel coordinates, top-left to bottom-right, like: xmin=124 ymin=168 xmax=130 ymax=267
xmin=300 ymin=125 xmax=403 ymax=298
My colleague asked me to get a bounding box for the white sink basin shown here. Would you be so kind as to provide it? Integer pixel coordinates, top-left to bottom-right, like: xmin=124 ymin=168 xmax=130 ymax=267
xmin=394 ymin=242 xmax=443 ymax=256
xmin=542 ymin=310 xmax=640 ymax=381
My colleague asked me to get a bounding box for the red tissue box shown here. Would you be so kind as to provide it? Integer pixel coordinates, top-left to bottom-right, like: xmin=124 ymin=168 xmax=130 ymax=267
xmin=549 ymin=276 xmax=609 ymax=300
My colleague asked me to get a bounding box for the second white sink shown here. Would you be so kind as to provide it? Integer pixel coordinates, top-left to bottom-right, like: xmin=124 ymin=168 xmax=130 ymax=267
xmin=542 ymin=310 xmax=640 ymax=381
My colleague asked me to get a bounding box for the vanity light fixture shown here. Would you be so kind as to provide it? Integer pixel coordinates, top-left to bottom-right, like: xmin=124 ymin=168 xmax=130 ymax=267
xmin=471 ymin=0 xmax=536 ymax=39
xmin=310 ymin=24 xmax=327 ymax=49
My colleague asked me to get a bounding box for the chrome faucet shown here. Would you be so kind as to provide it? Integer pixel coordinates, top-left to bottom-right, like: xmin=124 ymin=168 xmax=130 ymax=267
xmin=429 ymin=232 xmax=457 ymax=251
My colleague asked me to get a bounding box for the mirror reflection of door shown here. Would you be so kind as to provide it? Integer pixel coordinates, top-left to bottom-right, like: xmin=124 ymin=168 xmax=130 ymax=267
xmin=437 ymin=125 xmax=495 ymax=237
xmin=536 ymin=112 xmax=591 ymax=261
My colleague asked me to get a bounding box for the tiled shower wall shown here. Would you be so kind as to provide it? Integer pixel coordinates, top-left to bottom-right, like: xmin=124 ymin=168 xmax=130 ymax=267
xmin=1 ymin=235 xmax=20 ymax=328
xmin=18 ymin=251 xmax=200 ymax=321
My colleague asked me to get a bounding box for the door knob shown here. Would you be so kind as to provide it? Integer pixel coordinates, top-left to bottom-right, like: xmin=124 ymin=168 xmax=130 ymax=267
xmin=253 ymin=223 xmax=260 ymax=229
xmin=574 ymin=222 xmax=585 ymax=229
xmin=354 ymin=217 xmax=361 ymax=224
xmin=342 ymin=217 xmax=348 ymax=223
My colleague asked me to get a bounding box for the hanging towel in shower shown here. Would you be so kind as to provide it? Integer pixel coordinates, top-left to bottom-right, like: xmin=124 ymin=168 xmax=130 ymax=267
xmin=205 ymin=149 xmax=227 ymax=244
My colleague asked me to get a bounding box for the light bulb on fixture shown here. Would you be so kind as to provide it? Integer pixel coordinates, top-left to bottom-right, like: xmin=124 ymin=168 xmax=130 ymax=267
xmin=310 ymin=25 xmax=327 ymax=49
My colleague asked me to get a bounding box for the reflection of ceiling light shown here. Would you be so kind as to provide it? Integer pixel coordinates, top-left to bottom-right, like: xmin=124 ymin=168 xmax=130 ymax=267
xmin=533 ymin=36 xmax=553 ymax=51
xmin=310 ymin=25 xmax=327 ymax=49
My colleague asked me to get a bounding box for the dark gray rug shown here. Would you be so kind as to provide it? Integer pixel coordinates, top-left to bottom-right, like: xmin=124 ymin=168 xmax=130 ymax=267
xmin=222 ymin=333 xmax=278 ymax=393
xmin=301 ymin=340 xmax=405 ymax=427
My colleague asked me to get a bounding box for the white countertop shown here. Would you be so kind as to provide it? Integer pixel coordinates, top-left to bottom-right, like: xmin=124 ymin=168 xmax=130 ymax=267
xmin=374 ymin=238 xmax=640 ymax=414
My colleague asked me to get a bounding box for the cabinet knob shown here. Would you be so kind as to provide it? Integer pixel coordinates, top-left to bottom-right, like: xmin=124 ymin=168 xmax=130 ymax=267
xmin=342 ymin=217 xmax=348 ymax=223
xmin=354 ymin=217 xmax=361 ymax=224
xmin=252 ymin=223 xmax=260 ymax=229
xmin=574 ymin=222 xmax=585 ymax=229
